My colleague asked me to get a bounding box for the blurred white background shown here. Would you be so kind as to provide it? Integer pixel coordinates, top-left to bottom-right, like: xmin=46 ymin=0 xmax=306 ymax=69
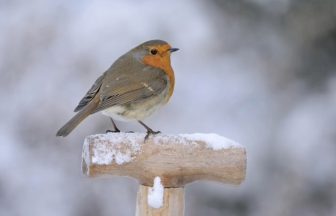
xmin=1 ymin=0 xmax=336 ymax=215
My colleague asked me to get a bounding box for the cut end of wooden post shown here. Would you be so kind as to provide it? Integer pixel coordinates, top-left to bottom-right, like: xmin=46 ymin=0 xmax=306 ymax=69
xmin=81 ymin=132 xmax=246 ymax=187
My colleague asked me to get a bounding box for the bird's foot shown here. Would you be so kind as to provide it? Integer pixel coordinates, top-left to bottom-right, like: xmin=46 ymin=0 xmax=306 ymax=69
xmin=145 ymin=129 xmax=161 ymax=140
xmin=106 ymin=128 xmax=120 ymax=133
xmin=108 ymin=118 xmax=121 ymax=133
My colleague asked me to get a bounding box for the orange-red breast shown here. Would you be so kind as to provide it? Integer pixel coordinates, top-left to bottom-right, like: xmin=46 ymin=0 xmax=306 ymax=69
xmin=56 ymin=40 xmax=178 ymax=138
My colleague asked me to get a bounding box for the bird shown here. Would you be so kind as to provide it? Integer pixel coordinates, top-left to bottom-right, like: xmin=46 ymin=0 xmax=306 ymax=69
xmin=56 ymin=39 xmax=178 ymax=139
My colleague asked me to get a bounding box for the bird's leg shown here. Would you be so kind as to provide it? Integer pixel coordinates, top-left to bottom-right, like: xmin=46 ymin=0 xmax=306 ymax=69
xmin=106 ymin=118 xmax=120 ymax=133
xmin=138 ymin=120 xmax=160 ymax=139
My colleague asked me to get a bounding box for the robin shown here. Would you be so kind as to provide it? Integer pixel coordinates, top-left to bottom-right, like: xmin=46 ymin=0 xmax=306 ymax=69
xmin=56 ymin=40 xmax=178 ymax=138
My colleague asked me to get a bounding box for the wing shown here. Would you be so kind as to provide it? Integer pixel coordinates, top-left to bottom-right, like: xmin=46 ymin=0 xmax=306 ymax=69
xmin=74 ymin=73 xmax=105 ymax=112
xmin=94 ymin=64 xmax=168 ymax=113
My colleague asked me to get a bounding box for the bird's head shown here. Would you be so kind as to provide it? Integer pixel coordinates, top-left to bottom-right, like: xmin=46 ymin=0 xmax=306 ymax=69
xmin=132 ymin=40 xmax=179 ymax=71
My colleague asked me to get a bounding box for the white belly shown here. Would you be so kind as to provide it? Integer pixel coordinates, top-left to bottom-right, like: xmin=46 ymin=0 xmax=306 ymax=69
xmin=101 ymin=90 xmax=169 ymax=122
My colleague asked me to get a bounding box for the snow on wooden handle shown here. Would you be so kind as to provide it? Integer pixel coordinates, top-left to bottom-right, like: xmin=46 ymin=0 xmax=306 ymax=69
xmin=82 ymin=133 xmax=246 ymax=187
xmin=136 ymin=185 xmax=184 ymax=216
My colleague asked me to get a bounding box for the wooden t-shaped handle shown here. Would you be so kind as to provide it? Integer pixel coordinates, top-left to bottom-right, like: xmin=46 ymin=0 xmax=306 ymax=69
xmin=82 ymin=133 xmax=246 ymax=187
xmin=82 ymin=133 xmax=246 ymax=216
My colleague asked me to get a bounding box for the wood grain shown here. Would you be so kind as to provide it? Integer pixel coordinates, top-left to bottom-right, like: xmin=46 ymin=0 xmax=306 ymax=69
xmin=136 ymin=185 xmax=184 ymax=216
xmin=82 ymin=133 xmax=246 ymax=188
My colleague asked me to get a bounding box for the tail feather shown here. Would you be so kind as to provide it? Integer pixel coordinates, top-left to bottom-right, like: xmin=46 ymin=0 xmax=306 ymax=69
xmin=56 ymin=98 xmax=98 ymax=137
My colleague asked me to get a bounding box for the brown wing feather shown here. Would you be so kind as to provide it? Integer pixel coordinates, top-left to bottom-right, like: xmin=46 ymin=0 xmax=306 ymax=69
xmin=74 ymin=73 xmax=105 ymax=112
xmin=75 ymin=52 xmax=168 ymax=114
xmin=94 ymin=75 xmax=167 ymax=113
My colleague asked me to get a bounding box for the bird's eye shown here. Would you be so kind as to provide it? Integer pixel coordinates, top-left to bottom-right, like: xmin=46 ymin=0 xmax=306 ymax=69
xmin=150 ymin=49 xmax=158 ymax=55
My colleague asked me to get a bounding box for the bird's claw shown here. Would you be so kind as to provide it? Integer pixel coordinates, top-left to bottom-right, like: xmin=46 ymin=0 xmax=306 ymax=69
xmin=106 ymin=129 xmax=120 ymax=133
xmin=145 ymin=130 xmax=161 ymax=140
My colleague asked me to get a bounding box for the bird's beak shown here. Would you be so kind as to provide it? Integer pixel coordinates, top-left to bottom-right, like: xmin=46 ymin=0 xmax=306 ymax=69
xmin=169 ymin=48 xmax=179 ymax=52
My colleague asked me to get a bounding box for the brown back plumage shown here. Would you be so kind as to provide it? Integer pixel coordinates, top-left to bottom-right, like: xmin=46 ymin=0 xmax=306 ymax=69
xmin=56 ymin=45 xmax=169 ymax=137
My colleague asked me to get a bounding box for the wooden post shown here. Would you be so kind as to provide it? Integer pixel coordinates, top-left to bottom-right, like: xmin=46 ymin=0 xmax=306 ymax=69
xmin=136 ymin=186 xmax=184 ymax=216
xmin=82 ymin=133 xmax=246 ymax=216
